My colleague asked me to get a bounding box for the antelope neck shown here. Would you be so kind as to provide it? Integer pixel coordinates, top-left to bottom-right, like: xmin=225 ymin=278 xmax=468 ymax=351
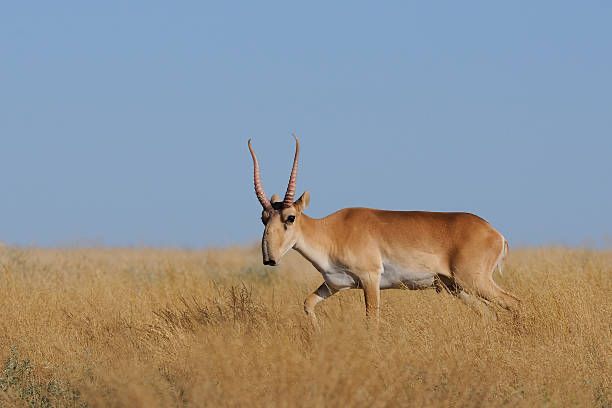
xmin=293 ymin=214 xmax=333 ymax=270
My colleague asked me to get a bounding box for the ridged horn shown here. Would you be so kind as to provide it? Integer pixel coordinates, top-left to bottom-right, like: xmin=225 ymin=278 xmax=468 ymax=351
xmin=248 ymin=139 xmax=272 ymax=211
xmin=283 ymin=134 xmax=300 ymax=207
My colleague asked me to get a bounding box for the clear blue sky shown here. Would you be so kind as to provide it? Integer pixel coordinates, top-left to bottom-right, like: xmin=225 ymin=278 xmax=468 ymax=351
xmin=1 ymin=2 xmax=610 ymax=247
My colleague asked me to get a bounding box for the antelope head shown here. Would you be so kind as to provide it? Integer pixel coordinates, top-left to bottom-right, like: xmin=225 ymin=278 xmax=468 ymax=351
xmin=248 ymin=136 xmax=310 ymax=266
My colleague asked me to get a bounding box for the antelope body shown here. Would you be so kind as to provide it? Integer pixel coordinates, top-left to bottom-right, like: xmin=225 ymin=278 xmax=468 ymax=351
xmin=248 ymin=137 xmax=519 ymax=323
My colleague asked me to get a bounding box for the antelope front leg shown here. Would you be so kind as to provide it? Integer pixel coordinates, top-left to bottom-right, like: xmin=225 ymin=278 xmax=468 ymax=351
xmin=304 ymin=283 xmax=337 ymax=328
xmin=362 ymin=272 xmax=381 ymax=322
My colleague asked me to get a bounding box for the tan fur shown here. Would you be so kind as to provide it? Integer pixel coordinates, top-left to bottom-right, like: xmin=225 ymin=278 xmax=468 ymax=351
xmin=261 ymin=203 xmax=520 ymax=324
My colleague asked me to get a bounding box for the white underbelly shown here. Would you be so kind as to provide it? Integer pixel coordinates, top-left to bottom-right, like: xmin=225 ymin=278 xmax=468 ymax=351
xmin=380 ymin=261 xmax=435 ymax=290
xmin=320 ymin=268 xmax=358 ymax=290
xmin=319 ymin=262 xmax=436 ymax=291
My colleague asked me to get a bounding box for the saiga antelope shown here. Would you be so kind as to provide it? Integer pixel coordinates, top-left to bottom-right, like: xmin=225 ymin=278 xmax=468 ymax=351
xmin=248 ymin=137 xmax=520 ymax=324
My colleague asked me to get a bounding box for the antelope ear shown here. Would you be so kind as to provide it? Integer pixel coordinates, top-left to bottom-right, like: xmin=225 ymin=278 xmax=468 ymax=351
xmin=270 ymin=194 xmax=281 ymax=204
xmin=294 ymin=191 xmax=310 ymax=213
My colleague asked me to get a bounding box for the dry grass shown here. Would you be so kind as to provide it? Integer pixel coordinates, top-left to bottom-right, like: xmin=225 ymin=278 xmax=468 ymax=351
xmin=0 ymin=245 xmax=610 ymax=407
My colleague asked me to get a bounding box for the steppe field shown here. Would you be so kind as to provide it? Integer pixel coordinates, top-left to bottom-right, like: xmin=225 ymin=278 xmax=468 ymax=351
xmin=0 ymin=245 xmax=609 ymax=407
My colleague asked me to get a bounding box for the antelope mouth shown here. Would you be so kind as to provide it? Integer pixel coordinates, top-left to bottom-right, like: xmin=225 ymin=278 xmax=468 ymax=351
xmin=263 ymin=260 xmax=277 ymax=266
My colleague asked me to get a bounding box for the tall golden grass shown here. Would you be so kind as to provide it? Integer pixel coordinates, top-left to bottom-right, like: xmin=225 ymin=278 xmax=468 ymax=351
xmin=0 ymin=245 xmax=610 ymax=407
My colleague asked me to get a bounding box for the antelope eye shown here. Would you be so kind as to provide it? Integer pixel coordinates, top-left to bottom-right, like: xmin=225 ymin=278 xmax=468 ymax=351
xmin=286 ymin=215 xmax=296 ymax=224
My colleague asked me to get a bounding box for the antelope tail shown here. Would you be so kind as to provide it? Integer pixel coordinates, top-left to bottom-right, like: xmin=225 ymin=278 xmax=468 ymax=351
xmin=496 ymin=237 xmax=509 ymax=276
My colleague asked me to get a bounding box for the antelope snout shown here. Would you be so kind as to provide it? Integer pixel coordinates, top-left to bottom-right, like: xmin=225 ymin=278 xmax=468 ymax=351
xmin=263 ymin=259 xmax=277 ymax=266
